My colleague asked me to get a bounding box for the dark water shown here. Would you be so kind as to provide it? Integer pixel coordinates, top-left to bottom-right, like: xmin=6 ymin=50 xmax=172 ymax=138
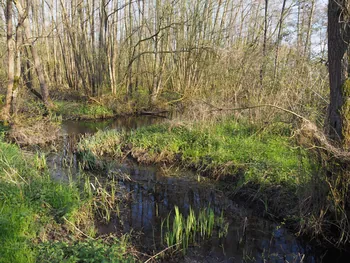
xmin=46 ymin=117 xmax=335 ymax=263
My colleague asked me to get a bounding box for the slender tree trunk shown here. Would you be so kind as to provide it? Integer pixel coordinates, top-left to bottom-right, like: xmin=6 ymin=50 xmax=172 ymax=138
xmin=14 ymin=0 xmax=51 ymax=107
xmin=304 ymin=0 xmax=315 ymax=59
xmin=259 ymin=0 xmax=268 ymax=89
xmin=2 ymin=0 xmax=15 ymax=120
xmin=12 ymin=25 xmax=22 ymax=115
xmin=273 ymin=0 xmax=287 ymax=80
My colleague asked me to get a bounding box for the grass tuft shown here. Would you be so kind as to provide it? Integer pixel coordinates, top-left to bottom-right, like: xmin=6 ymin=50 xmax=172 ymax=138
xmin=54 ymin=101 xmax=114 ymax=120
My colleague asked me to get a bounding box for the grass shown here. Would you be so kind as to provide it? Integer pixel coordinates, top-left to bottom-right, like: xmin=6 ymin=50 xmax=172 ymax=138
xmin=0 ymin=130 xmax=135 ymax=263
xmin=77 ymin=130 xmax=124 ymax=169
xmin=77 ymin=118 xmax=314 ymax=188
xmin=161 ymin=206 xmax=228 ymax=254
xmin=36 ymin=236 xmax=134 ymax=263
xmin=53 ymin=101 xmax=114 ymax=120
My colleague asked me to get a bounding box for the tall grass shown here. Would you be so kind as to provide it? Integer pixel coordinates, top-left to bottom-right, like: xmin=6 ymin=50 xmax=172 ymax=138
xmin=77 ymin=130 xmax=123 ymax=169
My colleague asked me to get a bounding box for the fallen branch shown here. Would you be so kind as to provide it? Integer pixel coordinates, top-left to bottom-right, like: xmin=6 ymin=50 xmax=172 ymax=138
xmin=63 ymin=216 xmax=95 ymax=240
xmin=143 ymin=243 xmax=180 ymax=263
xmin=200 ymin=100 xmax=350 ymax=162
xmin=200 ymin=100 xmax=308 ymax=121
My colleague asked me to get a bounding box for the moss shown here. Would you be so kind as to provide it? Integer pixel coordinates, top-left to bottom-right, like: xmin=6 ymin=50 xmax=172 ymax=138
xmin=341 ymin=79 xmax=350 ymax=147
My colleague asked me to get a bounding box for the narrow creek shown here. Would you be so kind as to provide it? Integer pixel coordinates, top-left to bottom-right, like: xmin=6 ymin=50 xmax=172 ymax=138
xmin=43 ymin=116 xmax=323 ymax=262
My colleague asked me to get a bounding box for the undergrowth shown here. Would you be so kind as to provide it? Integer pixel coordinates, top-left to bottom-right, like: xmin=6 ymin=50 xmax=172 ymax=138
xmin=37 ymin=236 xmax=134 ymax=263
xmin=0 ymin=132 xmax=135 ymax=263
xmin=54 ymin=101 xmax=114 ymax=120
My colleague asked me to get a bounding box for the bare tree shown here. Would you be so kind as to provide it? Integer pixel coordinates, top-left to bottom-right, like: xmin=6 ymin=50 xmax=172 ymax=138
xmin=2 ymin=0 xmax=15 ymax=120
xmin=14 ymin=0 xmax=51 ymax=107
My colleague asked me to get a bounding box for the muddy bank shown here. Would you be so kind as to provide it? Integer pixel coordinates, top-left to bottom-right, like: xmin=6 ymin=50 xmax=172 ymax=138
xmin=7 ymin=117 xmax=61 ymax=146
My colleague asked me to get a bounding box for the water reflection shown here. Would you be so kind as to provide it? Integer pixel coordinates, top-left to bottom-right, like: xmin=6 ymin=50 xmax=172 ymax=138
xmin=47 ymin=116 xmax=321 ymax=263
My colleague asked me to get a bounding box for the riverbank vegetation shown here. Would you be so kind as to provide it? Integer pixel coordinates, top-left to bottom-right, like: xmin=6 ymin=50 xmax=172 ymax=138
xmin=78 ymin=118 xmax=312 ymax=186
xmin=0 ymin=129 xmax=136 ymax=262
xmin=77 ymin=118 xmax=315 ymax=221
xmin=2 ymin=0 xmax=350 ymax=260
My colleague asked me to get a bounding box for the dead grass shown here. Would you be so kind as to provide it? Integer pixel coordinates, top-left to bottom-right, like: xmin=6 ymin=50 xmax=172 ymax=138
xmin=8 ymin=116 xmax=61 ymax=146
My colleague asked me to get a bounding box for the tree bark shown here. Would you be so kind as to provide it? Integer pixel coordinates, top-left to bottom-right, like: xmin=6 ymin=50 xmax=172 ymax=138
xmin=327 ymin=0 xmax=350 ymax=145
xmin=2 ymin=0 xmax=15 ymax=120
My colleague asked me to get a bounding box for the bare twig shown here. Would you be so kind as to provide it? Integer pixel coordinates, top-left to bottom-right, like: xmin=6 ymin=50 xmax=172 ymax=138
xmin=143 ymin=243 xmax=180 ymax=263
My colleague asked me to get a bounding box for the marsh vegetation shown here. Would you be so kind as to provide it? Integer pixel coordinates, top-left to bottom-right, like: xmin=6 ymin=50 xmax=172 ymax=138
xmin=2 ymin=0 xmax=350 ymax=262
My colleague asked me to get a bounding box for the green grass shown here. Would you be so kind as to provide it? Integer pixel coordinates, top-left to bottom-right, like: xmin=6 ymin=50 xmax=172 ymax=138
xmin=77 ymin=130 xmax=124 ymax=169
xmin=78 ymin=119 xmax=314 ymax=188
xmin=0 ymin=134 xmax=135 ymax=263
xmin=37 ymin=236 xmax=135 ymax=263
xmin=53 ymin=101 xmax=114 ymax=120
xmin=129 ymin=120 xmax=313 ymax=186
xmin=161 ymin=206 xmax=228 ymax=254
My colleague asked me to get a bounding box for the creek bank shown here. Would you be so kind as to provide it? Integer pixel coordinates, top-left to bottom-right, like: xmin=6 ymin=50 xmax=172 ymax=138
xmin=49 ymin=117 xmax=323 ymax=262
xmin=53 ymin=100 xmax=169 ymax=121
xmin=0 ymin=122 xmax=137 ymax=263
xmin=76 ymin=119 xmax=314 ymax=238
xmin=6 ymin=116 xmax=61 ymax=146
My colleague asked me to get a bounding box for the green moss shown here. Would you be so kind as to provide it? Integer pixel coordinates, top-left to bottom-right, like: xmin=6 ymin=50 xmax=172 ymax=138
xmin=341 ymin=79 xmax=350 ymax=147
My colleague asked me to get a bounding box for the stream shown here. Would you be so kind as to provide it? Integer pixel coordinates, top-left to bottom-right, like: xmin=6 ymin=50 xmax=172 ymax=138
xmin=44 ymin=116 xmax=332 ymax=263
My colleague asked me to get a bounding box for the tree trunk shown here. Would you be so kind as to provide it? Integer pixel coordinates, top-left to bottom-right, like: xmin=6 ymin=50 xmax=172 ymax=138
xmin=259 ymin=0 xmax=268 ymax=90
xmin=2 ymin=0 xmax=15 ymax=121
xmin=12 ymin=24 xmax=22 ymax=116
xmin=327 ymin=0 xmax=350 ymax=145
xmin=304 ymin=0 xmax=315 ymax=58
xmin=14 ymin=0 xmax=51 ymax=107
xmin=273 ymin=0 xmax=287 ymax=80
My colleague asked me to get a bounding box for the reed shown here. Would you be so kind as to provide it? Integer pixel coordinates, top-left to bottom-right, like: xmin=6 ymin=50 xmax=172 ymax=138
xmin=161 ymin=206 xmax=228 ymax=254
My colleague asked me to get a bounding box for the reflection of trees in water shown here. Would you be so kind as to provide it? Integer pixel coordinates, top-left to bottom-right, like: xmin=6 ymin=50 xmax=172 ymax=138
xmin=57 ymin=117 xmax=316 ymax=262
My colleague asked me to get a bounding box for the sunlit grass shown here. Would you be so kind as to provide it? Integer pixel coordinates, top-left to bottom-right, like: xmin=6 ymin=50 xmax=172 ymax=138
xmin=161 ymin=206 xmax=228 ymax=254
xmin=77 ymin=130 xmax=123 ymax=169
xmin=54 ymin=101 xmax=114 ymax=120
xmin=36 ymin=236 xmax=135 ymax=263
xmin=78 ymin=118 xmax=314 ymax=187
xmin=127 ymin=119 xmax=313 ymax=186
xmin=0 ymin=136 xmax=135 ymax=263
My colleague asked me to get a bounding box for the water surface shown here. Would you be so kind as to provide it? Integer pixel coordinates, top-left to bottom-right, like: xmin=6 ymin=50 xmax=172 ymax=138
xmin=47 ymin=117 xmax=323 ymax=262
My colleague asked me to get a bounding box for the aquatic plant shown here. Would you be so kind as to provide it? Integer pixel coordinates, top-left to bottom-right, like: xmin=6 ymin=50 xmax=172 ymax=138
xmin=77 ymin=130 xmax=123 ymax=169
xmin=161 ymin=206 xmax=228 ymax=254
